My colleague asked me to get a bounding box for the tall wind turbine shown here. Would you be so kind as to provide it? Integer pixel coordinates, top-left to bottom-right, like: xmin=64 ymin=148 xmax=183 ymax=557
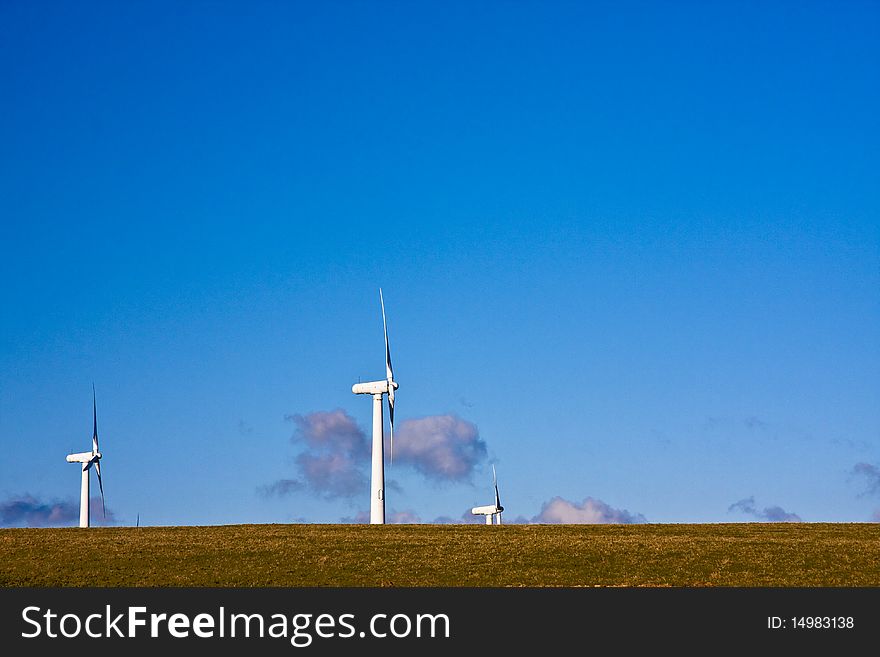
xmin=471 ymin=465 xmax=504 ymax=525
xmin=65 ymin=385 xmax=105 ymax=528
xmin=351 ymin=289 xmax=398 ymax=524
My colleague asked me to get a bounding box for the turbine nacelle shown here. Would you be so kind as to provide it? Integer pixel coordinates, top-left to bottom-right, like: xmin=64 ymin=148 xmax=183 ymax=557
xmin=352 ymin=379 xmax=397 ymax=396
xmin=471 ymin=504 xmax=504 ymax=515
xmin=66 ymin=451 xmax=96 ymax=463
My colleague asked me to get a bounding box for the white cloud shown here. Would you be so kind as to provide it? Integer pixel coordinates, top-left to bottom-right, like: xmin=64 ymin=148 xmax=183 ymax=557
xmin=392 ymin=414 xmax=487 ymax=481
xmin=531 ymin=496 xmax=647 ymax=524
xmin=728 ymin=496 xmax=801 ymax=522
xmin=261 ymin=410 xmax=369 ymax=500
xmin=0 ymin=494 xmax=115 ymax=527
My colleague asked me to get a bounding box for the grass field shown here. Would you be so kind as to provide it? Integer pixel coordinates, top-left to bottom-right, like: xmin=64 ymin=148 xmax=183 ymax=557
xmin=2 ymin=523 xmax=878 ymax=587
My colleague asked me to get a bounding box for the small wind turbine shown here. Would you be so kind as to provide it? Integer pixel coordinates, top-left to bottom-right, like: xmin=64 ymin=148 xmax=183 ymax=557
xmin=351 ymin=289 xmax=398 ymax=524
xmin=65 ymin=385 xmax=105 ymax=528
xmin=471 ymin=465 xmax=504 ymax=525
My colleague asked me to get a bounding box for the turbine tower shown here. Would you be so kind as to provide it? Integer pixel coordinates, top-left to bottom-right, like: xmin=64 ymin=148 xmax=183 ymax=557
xmin=65 ymin=385 xmax=105 ymax=528
xmin=351 ymin=289 xmax=398 ymax=524
xmin=471 ymin=465 xmax=504 ymax=525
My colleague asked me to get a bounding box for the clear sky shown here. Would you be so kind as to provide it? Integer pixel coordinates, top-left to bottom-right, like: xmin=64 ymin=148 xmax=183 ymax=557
xmin=1 ymin=1 xmax=878 ymax=527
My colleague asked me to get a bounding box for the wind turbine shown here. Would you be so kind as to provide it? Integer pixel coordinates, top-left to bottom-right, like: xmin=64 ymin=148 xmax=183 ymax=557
xmin=351 ymin=289 xmax=398 ymax=524
xmin=65 ymin=385 xmax=105 ymax=528
xmin=471 ymin=465 xmax=504 ymax=525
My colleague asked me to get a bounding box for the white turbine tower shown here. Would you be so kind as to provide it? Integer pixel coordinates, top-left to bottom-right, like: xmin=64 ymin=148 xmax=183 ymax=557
xmin=351 ymin=289 xmax=398 ymax=524
xmin=65 ymin=385 xmax=105 ymax=528
xmin=471 ymin=465 xmax=504 ymax=525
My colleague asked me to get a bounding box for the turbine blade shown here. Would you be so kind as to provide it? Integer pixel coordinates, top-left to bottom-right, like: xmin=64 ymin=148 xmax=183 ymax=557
xmin=95 ymin=460 xmax=105 ymax=517
xmin=380 ymin=288 xmax=397 ymax=467
xmin=380 ymin=288 xmax=393 ymax=382
xmin=493 ymin=465 xmax=501 ymax=509
xmin=92 ymin=383 xmax=99 ymax=454
xmin=388 ymin=394 xmax=394 ymax=466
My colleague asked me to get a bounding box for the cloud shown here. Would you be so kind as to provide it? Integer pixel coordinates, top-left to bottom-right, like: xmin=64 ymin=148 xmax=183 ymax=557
xmin=288 ymin=410 xmax=370 ymax=459
xmin=260 ymin=410 xmax=489 ymax=513
xmin=728 ymin=498 xmax=758 ymax=515
xmin=530 ymin=496 xmax=648 ymax=524
xmin=340 ymin=510 xmax=370 ymax=524
xmin=387 ymin=509 xmax=421 ymax=524
xmin=728 ymin=496 xmax=801 ymax=522
xmin=761 ymin=505 xmax=802 ymax=522
xmin=0 ymin=494 xmax=115 ymax=527
xmin=392 ymin=414 xmax=487 ymax=481
xmin=261 ymin=410 xmax=369 ymax=500
xmin=341 ymin=509 xmax=420 ymax=524
xmin=0 ymin=495 xmax=76 ymax=527
xmin=851 ymin=462 xmax=880 ymax=497
xmin=294 ymin=452 xmax=368 ymax=499
xmin=434 ymin=498 xmax=647 ymax=525
xmin=433 ymin=499 xmax=646 ymax=525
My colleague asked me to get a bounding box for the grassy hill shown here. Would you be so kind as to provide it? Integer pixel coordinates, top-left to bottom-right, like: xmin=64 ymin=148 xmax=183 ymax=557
xmin=2 ymin=523 xmax=878 ymax=587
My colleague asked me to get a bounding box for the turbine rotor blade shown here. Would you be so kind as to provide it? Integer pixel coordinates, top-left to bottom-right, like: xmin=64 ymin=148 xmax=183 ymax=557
xmin=380 ymin=288 xmax=397 ymax=466
xmin=388 ymin=394 xmax=394 ymax=466
xmin=92 ymin=383 xmax=99 ymax=454
xmin=380 ymin=288 xmax=394 ymax=382
xmin=493 ymin=465 xmax=501 ymax=509
xmin=95 ymin=459 xmax=105 ymax=518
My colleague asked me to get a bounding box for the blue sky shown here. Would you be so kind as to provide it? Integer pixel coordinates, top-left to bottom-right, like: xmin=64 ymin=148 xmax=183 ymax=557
xmin=1 ymin=1 xmax=878 ymax=526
